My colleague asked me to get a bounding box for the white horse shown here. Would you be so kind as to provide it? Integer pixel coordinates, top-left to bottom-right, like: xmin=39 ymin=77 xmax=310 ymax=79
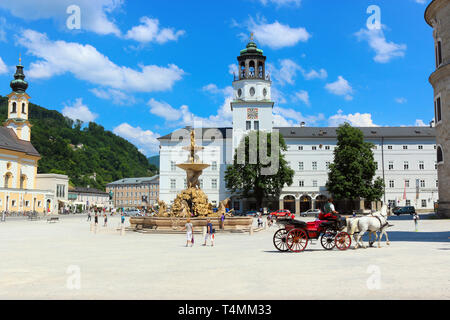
xmin=349 ymin=205 xmax=392 ymax=249
xmin=346 ymin=217 xmax=377 ymax=247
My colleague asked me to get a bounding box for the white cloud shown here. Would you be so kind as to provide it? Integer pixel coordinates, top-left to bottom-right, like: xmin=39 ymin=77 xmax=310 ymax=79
xmin=247 ymin=17 xmax=310 ymax=49
xmin=0 ymin=57 xmax=7 ymax=74
xmin=17 ymin=29 xmax=184 ymax=92
xmin=228 ymin=64 xmax=238 ymax=76
xmin=125 ymin=17 xmax=185 ymax=44
xmin=395 ymin=97 xmax=407 ymax=104
xmin=259 ymin=0 xmax=301 ymax=7
xmin=267 ymin=59 xmax=327 ymax=85
xmin=90 ymin=88 xmax=136 ymax=105
xmin=62 ymin=98 xmax=98 ymax=123
xmin=148 ymin=85 xmax=234 ymax=128
xmin=270 ymin=86 xmax=287 ymax=104
xmin=355 ymin=26 xmax=407 ymax=63
xmin=328 ymin=110 xmax=378 ymax=127
xmin=0 ymin=0 xmax=122 ymax=36
xmin=202 ymin=84 xmax=222 ymax=95
xmin=304 ymin=68 xmax=327 ymax=80
xmin=325 ymin=76 xmax=354 ymax=100
xmin=273 ymin=106 xmax=324 ymax=126
xmin=414 ymin=0 xmax=427 ymax=4
xmin=113 ymin=123 xmax=161 ymax=155
xmin=148 ymin=98 xmax=182 ymax=121
xmin=293 ymin=90 xmax=310 ymax=106
xmin=267 ymin=59 xmax=302 ymax=85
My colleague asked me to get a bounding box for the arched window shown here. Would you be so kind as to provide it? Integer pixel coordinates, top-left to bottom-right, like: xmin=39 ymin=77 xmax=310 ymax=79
xmin=258 ymin=61 xmax=264 ymax=78
xmin=22 ymin=103 xmax=26 ymax=114
xmin=11 ymin=102 xmax=17 ymax=113
xmin=435 ymin=96 xmax=442 ymax=123
xmin=249 ymin=61 xmax=255 ymax=78
xmin=240 ymin=62 xmax=246 ymax=79
xmin=436 ymin=40 xmax=442 ymax=68
xmin=437 ymin=145 xmax=444 ymax=164
xmin=20 ymin=175 xmax=28 ymax=189
xmin=4 ymin=173 xmax=12 ymax=188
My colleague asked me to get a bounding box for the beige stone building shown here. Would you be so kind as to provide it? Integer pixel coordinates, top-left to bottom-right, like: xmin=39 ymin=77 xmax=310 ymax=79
xmin=35 ymin=173 xmax=69 ymax=214
xmin=426 ymin=0 xmax=450 ymax=218
xmin=106 ymin=175 xmax=159 ymax=210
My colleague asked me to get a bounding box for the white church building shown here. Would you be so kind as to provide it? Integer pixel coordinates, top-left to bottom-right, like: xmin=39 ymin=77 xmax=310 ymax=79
xmin=159 ymin=40 xmax=438 ymax=214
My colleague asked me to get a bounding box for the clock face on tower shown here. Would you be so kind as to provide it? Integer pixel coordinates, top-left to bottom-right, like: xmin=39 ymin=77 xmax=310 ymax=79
xmin=247 ymin=108 xmax=258 ymax=120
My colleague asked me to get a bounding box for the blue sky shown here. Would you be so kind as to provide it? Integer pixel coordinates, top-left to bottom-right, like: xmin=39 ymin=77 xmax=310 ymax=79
xmin=0 ymin=0 xmax=435 ymax=156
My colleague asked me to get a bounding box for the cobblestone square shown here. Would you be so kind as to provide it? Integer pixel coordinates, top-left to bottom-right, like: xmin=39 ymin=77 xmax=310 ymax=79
xmin=0 ymin=214 xmax=449 ymax=300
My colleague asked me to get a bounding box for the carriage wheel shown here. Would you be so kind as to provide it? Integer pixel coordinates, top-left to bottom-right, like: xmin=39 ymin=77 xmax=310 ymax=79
xmin=335 ymin=232 xmax=352 ymax=251
xmin=273 ymin=229 xmax=289 ymax=252
xmin=286 ymin=228 xmax=308 ymax=252
xmin=320 ymin=231 xmax=336 ymax=250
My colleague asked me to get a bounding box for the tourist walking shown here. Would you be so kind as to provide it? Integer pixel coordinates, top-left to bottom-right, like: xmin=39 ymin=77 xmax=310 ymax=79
xmin=203 ymin=218 xmax=214 ymax=246
xmin=87 ymin=211 xmax=91 ymax=222
xmin=121 ymin=213 xmax=125 ymax=225
xmin=94 ymin=212 xmax=98 ymax=226
xmin=182 ymin=218 xmax=194 ymax=247
xmin=413 ymin=213 xmax=420 ymax=232
xmin=257 ymin=215 xmax=263 ymax=228
xmin=267 ymin=215 xmax=272 ymax=228
xmin=220 ymin=213 xmax=225 ymax=230
xmin=103 ymin=213 xmax=108 ymax=227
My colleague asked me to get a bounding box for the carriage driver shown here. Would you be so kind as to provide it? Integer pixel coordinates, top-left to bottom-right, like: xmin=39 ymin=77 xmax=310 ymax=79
xmin=320 ymin=198 xmax=346 ymax=229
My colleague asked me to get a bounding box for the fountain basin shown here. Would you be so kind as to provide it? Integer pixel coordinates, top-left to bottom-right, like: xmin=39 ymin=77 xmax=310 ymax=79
xmin=129 ymin=216 xmax=253 ymax=232
xmin=176 ymin=163 xmax=210 ymax=171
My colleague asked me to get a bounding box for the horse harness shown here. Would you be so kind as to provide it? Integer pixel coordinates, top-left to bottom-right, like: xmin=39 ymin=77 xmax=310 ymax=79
xmin=371 ymin=215 xmax=389 ymax=229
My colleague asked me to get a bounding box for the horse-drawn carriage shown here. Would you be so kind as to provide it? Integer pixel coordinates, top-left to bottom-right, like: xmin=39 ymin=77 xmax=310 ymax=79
xmin=273 ymin=217 xmax=352 ymax=252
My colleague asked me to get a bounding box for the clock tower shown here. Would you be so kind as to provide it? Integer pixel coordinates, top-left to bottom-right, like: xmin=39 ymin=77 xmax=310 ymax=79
xmin=231 ymin=37 xmax=274 ymax=152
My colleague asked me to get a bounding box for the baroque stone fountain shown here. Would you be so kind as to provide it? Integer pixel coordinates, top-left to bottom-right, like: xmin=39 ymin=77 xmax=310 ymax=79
xmin=129 ymin=130 xmax=252 ymax=232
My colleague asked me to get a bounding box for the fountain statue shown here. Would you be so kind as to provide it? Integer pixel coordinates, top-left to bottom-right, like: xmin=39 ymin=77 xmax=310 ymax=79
xmin=129 ymin=132 xmax=251 ymax=230
xmin=158 ymin=130 xmax=216 ymax=217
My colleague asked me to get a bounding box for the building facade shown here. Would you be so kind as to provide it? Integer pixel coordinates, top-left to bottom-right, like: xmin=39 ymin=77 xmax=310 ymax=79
xmin=426 ymin=0 xmax=450 ymax=218
xmin=35 ymin=173 xmax=69 ymax=214
xmin=0 ymin=61 xmax=50 ymax=214
xmin=106 ymin=175 xmax=159 ymax=210
xmin=159 ymin=40 xmax=439 ymax=214
xmin=68 ymin=187 xmax=110 ymax=212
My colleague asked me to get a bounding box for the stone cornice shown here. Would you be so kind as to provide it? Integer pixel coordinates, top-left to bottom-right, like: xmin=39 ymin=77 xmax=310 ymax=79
xmin=429 ymin=62 xmax=450 ymax=86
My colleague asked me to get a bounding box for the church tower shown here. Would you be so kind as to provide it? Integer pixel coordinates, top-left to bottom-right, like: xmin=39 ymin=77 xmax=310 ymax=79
xmin=5 ymin=58 xmax=32 ymax=141
xmin=231 ymin=36 xmax=273 ymax=152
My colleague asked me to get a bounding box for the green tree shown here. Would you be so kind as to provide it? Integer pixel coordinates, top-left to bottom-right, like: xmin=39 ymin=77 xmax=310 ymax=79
xmin=326 ymin=123 xmax=384 ymax=201
xmin=225 ymin=130 xmax=294 ymax=210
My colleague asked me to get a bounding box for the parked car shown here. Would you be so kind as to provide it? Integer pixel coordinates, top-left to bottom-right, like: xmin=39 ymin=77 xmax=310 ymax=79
xmin=300 ymin=209 xmax=321 ymax=218
xmin=124 ymin=209 xmax=141 ymax=217
xmin=244 ymin=210 xmax=260 ymax=217
xmin=392 ymin=206 xmax=416 ymax=216
xmin=270 ymin=209 xmax=295 ymax=219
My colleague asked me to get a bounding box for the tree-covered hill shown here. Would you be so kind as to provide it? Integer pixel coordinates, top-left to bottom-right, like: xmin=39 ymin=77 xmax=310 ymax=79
xmin=0 ymin=95 xmax=158 ymax=190
xmin=148 ymin=155 xmax=160 ymax=169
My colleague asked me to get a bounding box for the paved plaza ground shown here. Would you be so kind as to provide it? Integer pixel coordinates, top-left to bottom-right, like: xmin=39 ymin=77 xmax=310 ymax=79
xmin=0 ymin=214 xmax=449 ymax=300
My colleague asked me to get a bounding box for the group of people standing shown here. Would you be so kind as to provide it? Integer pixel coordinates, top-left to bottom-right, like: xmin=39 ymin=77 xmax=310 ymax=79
xmin=87 ymin=209 xmax=126 ymax=227
xmin=183 ymin=214 xmax=225 ymax=247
